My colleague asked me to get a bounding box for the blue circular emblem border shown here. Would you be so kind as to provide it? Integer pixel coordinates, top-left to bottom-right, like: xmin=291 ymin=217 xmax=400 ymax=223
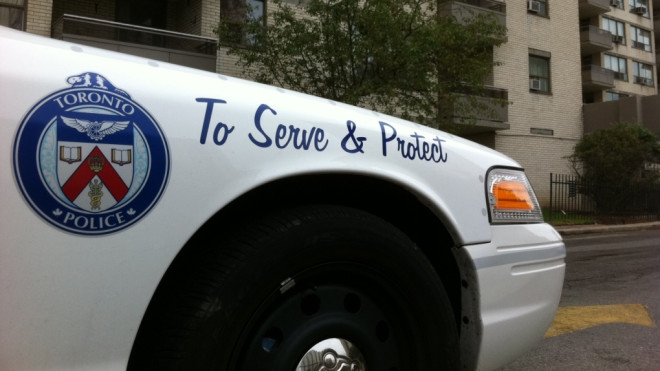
xmin=13 ymin=82 xmax=170 ymax=236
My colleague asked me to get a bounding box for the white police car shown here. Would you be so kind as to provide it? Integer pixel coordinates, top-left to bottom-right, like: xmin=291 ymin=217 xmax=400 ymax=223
xmin=0 ymin=26 xmax=565 ymax=370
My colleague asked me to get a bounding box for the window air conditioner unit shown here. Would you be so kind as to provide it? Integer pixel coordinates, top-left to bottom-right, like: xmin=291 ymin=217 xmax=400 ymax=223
xmin=530 ymin=78 xmax=542 ymax=91
xmin=528 ymin=0 xmax=540 ymax=13
xmin=610 ymin=0 xmax=621 ymax=7
xmin=633 ymin=7 xmax=646 ymax=15
xmin=613 ymin=72 xmax=625 ymax=80
xmin=634 ymin=76 xmax=651 ymax=85
xmin=612 ymin=35 xmax=623 ymax=43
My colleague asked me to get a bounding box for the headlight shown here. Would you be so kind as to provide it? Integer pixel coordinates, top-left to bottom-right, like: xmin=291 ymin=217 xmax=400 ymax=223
xmin=486 ymin=168 xmax=543 ymax=224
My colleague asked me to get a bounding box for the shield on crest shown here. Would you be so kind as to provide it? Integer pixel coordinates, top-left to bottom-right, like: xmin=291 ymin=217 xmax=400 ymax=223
xmin=56 ymin=112 xmax=134 ymax=212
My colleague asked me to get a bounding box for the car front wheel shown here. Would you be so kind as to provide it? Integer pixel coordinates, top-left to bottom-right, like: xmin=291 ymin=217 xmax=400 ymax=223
xmin=130 ymin=205 xmax=459 ymax=370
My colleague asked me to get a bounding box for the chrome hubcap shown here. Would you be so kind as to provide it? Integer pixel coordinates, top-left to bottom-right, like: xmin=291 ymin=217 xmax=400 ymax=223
xmin=295 ymin=338 xmax=366 ymax=371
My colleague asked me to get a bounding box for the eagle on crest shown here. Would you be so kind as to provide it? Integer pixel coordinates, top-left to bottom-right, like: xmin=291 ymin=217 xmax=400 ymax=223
xmin=61 ymin=116 xmax=131 ymax=141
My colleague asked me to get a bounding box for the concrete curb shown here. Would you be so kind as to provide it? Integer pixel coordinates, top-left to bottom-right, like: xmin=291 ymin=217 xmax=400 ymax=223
xmin=554 ymin=221 xmax=660 ymax=236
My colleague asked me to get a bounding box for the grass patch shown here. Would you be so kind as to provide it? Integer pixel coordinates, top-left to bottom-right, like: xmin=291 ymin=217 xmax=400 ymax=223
xmin=543 ymin=210 xmax=596 ymax=226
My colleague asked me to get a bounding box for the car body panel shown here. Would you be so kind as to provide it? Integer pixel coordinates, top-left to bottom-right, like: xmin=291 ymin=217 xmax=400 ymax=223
xmin=464 ymin=224 xmax=566 ymax=370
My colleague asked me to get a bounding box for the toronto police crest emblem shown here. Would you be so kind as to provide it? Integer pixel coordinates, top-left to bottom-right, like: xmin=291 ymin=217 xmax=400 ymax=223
xmin=13 ymin=72 xmax=170 ymax=235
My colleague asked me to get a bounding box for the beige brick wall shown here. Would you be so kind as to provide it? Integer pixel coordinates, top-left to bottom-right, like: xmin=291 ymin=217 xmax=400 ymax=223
xmin=217 ymin=47 xmax=247 ymax=78
xmin=201 ymin=0 xmax=220 ymax=38
xmin=25 ymin=0 xmax=52 ymax=37
xmin=492 ymin=0 xmax=584 ymax=206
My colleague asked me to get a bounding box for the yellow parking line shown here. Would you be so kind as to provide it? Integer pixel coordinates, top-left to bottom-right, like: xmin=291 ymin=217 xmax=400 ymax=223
xmin=545 ymin=304 xmax=656 ymax=338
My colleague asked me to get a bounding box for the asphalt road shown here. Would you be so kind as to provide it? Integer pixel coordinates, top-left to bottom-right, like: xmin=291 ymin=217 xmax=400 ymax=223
xmin=497 ymin=228 xmax=660 ymax=370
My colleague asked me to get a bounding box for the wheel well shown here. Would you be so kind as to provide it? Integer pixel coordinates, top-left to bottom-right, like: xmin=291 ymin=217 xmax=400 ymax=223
xmin=130 ymin=196 xmax=463 ymax=369
xmin=131 ymin=174 xmax=464 ymax=367
xmin=185 ymin=174 xmax=463 ymax=326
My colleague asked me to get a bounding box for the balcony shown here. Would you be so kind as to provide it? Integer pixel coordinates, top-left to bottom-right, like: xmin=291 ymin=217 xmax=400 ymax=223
xmin=439 ymin=0 xmax=506 ymax=28
xmin=580 ymin=25 xmax=613 ymax=55
xmin=584 ymin=95 xmax=660 ymax=138
xmin=443 ymin=87 xmax=509 ymax=134
xmin=582 ymin=65 xmax=615 ymax=91
xmin=578 ymin=0 xmax=611 ymax=20
xmin=52 ymin=14 xmax=218 ymax=72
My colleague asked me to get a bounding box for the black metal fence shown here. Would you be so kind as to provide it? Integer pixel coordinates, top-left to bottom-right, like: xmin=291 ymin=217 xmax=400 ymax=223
xmin=548 ymin=173 xmax=660 ymax=224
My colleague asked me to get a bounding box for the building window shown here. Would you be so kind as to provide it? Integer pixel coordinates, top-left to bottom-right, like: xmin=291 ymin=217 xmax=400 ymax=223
xmin=611 ymin=0 xmax=624 ymax=9
xmin=629 ymin=0 xmax=649 ymax=16
xmin=221 ymin=0 xmax=265 ymax=45
xmin=631 ymin=26 xmax=651 ymax=52
xmin=603 ymin=17 xmax=625 ymax=45
xmin=0 ymin=0 xmax=25 ymax=30
xmin=529 ymin=54 xmax=550 ymax=92
xmin=605 ymin=91 xmax=629 ymax=101
xmin=633 ymin=61 xmax=653 ymax=86
xmin=527 ymin=0 xmax=548 ymax=17
xmin=604 ymin=54 xmax=627 ymax=81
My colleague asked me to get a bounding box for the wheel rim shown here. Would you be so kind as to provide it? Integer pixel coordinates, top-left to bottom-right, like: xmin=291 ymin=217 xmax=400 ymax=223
xmin=235 ymin=264 xmax=409 ymax=370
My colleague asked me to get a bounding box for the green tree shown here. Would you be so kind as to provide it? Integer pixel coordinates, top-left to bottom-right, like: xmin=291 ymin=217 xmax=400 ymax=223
xmin=217 ymin=0 xmax=507 ymax=130
xmin=569 ymin=123 xmax=660 ymax=213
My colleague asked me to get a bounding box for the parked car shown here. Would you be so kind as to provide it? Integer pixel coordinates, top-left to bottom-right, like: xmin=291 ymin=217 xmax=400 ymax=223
xmin=0 ymin=26 xmax=565 ymax=370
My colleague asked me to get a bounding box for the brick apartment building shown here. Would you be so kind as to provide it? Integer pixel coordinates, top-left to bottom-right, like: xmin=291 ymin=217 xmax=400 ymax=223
xmin=2 ymin=0 xmax=659 ymax=205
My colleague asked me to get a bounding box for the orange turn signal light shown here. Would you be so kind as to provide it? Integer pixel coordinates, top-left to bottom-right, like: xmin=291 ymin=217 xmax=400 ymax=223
xmin=492 ymin=180 xmax=534 ymax=211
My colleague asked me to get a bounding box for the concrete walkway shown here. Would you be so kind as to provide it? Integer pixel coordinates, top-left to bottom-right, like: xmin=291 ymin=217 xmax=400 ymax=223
xmin=554 ymin=221 xmax=660 ymax=236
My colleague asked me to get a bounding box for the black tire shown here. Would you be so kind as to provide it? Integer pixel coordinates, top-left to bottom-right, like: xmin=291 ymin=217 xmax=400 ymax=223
xmin=130 ymin=205 xmax=459 ymax=370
